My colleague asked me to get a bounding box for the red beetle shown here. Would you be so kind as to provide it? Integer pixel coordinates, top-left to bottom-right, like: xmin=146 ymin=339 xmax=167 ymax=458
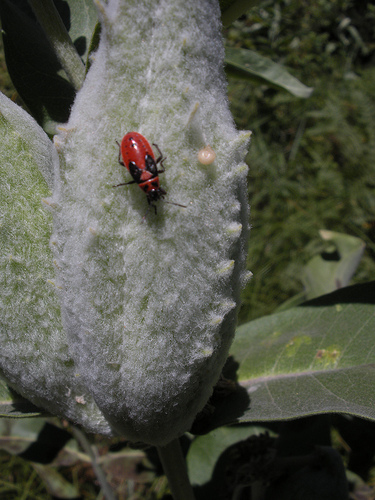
xmin=113 ymin=132 xmax=185 ymax=214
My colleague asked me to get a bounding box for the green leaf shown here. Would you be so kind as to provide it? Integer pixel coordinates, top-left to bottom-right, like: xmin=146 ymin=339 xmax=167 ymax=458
xmin=236 ymin=282 xmax=375 ymax=420
xmin=302 ymin=230 xmax=366 ymax=300
xmin=225 ymin=47 xmax=314 ymax=98
xmin=0 ymin=381 xmax=44 ymax=418
xmin=0 ymin=0 xmax=72 ymax=133
xmin=61 ymin=0 xmax=99 ymax=63
xmin=187 ymin=426 xmax=266 ymax=487
xmin=85 ymin=22 xmax=101 ymax=72
xmin=0 ymin=93 xmax=111 ymax=435
xmin=0 ymin=418 xmax=46 ymax=454
xmin=220 ymin=0 xmax=258 ymax=27
xmin=0 ymin=90 xmax=57 ymax=188
xmin=277 ymin=231 xmax=365 ymax=311
xmin=196 ymin=282 xmax=375 ymax=431
xmin=49 ymin=0 xmax=251 ymax=446
xmin=0 ymin=0 xmax=97 ymax=133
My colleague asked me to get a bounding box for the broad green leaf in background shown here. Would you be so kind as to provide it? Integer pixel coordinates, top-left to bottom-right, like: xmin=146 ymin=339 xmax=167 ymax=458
xmin=220 ymin=0 xmax=258 ymax=27
xmin=0 ymin=418 xmax=46 ymax=455
xmin=225 ymin=46 xmax=314 ymax=98
xmin=187 ymin=426 xmax=267 ymax=487
xmin=187 ymin=422 xmax=350 ymax=500
xmin=302 ymin=230 xmax=366 ymax=300
xmin=277 ymin=230 xmax=366 ymax=311
xmin=0 ymin=419 xmax=71 ymax=460
xmin=194 ymin=282 xmax=375 ymax=433
xmin=62 ymin=0 xmax=98 ymax=61
xmin=0 ymin=380 xmax=43 ymax=418
xmin=0 ymin=0 xmax=98 ymax=133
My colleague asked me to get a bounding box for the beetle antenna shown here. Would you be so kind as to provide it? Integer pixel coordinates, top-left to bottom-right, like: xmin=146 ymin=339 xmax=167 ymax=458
xmin=161 ymin=200 xmax=187 ymax=208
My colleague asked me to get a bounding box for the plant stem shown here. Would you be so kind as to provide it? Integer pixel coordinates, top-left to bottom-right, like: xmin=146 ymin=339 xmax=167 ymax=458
xmin=28 ymin=0 xmax=85 ymax=90
xmin=157 ymin=439 xmax=196 ymax=500
xmin=71 ymin=427 xmax=116 ymax=500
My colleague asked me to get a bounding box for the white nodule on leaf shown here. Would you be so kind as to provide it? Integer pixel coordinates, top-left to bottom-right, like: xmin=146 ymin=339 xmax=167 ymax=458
xmin=51 ymin=0 xmax=250 ymax=445
xmin=198 ymin=145 xmax=216 ymax=165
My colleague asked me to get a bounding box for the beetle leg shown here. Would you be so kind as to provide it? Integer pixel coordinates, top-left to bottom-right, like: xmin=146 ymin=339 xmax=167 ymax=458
xmin=141 ymin=203 xmax=156 ymax=222
xmin=157 ymin=164 xmax=165 ymax=174
xmin=113 ymin=180 xmax=136 ymax=187
xmin=145 ymin=197 xmax=158 ymax=215
xmin=152 ymin=143 xmax=166 ymax=174
xmin=116 ymin=140 xmax=125 ymax=166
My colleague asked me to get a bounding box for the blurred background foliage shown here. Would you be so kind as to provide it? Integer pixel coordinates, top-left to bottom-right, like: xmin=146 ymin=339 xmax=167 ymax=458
xmin=225 ymin=0 xmax=375 ymax=322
